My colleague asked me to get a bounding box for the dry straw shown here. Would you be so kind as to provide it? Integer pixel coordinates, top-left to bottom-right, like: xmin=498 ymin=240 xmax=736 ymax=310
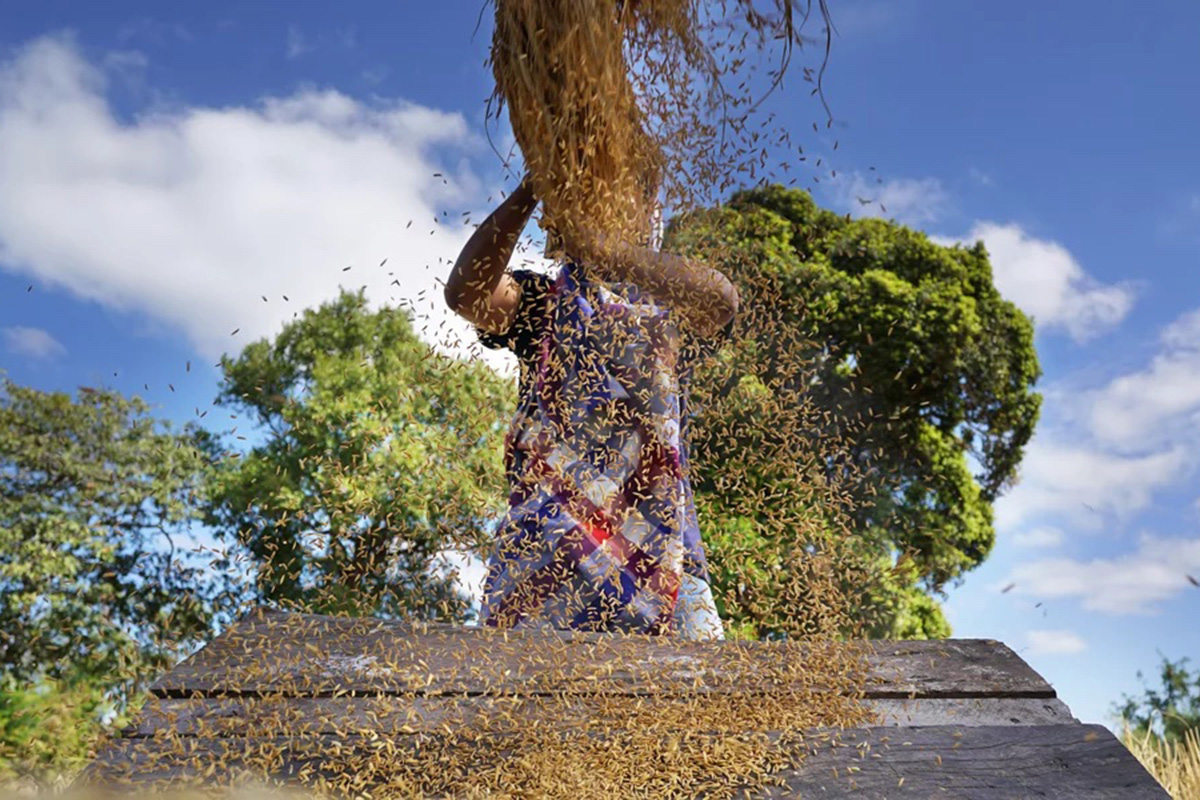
xmin=487 ymin=0 xmax=834 ymax=256
xmin=489 ymin=0 xmax=665 ymax=253
xmin=1121 ymin=724 xmax=1200 ymax=799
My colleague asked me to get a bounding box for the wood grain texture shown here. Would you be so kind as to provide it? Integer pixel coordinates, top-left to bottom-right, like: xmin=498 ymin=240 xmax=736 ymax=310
xmin=124 ymin=695 xmax=1078 ymax=738
xmin=151 ymin=608 xmax=1055 ymax=699
xmin=865 ymin=696 xmax=1077 ymax=727
xmin=757 ymin=724 xmax=1169 ymax=798
xmin=77 ymin=724 xmax=1168 ymax=798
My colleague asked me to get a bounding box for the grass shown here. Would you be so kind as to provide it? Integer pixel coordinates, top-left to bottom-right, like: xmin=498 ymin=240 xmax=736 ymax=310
xmin=1121 ymin=723 xmax=1200 ymax=799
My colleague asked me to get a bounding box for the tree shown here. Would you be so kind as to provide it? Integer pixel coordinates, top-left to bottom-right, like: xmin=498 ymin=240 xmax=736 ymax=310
xmin=200 ymin=288 xmax=515 ymax=620
xmin=668 ymin=185 xmax=1042 ymax=638
xmin=0 ymin=374 xmax=225 ymax=784
xmin=0 ymin=374 xmax=221 ymax=690
xmin=0 ymin=674 xmax=131 ymax=788
xmin=1116 ymin=655 xmax=1200 ymax=746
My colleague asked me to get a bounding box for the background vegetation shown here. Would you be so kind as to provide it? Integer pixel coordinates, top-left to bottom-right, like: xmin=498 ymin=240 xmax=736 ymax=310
xmin=2 ymin=187 xmax=1182 ymax=795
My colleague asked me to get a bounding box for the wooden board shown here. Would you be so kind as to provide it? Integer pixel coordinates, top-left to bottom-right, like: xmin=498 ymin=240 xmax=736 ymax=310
xmin=866 ymin=696 xmax=1077 ymax=727
xmin=123 ymin=695 xmax=1078 ymax=738
xmin=79 ymin=610 xmax=1161 ymax=797
xmin=76 ymin=724 xmax=1168 ymax=798
xmin=761 ymin=724 xmax=1168 ymax=798
xmin=152 ymin=608 xmax=1055 ymax=699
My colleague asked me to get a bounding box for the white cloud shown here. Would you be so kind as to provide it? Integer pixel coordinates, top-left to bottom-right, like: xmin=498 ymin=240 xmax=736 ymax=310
xmin=1012 ymin=526 xmax=1064 ymax=549
xmin=994 ymin=436 xmax=1187 ymax=532
xmin=1088 ymin=356 xmax=1200 ymax=450
xmin=1001 ymin=533 xmax=1200 ymax=615
xmin=0 ymin=33 xmax=539 ymax=381
xmin=2 ymin=326 xmax=66 ymax=359
xmin=994 ymin=307 xmax=1200 ymax=563
xmin=1026 ymin=629 xmax=1088 ymax=655
xmin=934 ymin=223 xmax=1135 ymax=343
xmin=1162 ymin=308 xmax=1200 ymax=350
xmin=1086 ymin=307 xmax=1200 ymax=452
xmin=832 ymin=172 xmax=949 ymax=226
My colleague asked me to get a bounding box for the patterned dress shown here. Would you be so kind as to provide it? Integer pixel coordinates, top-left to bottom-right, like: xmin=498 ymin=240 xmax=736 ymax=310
xmin=474 ymin=259 xmax=731 ymax=640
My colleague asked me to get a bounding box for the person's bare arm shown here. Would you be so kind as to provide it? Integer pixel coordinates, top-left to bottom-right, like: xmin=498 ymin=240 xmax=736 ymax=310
xmin=443 ymin=174 xmax=538 ymax=335
xmin=570 ymin=228 xmax=738 ymax=339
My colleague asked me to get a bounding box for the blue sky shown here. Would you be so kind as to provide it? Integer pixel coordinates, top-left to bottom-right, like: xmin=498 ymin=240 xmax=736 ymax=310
xmin=1 ymin=1 xmax=1198 ymax=733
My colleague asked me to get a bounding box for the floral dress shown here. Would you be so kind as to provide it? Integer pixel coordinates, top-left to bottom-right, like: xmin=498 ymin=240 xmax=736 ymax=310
xmin=474 ymin=259 xmax=731 ymax=640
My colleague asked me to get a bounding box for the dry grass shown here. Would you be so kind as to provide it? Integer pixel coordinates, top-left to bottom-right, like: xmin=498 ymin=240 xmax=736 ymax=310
xmin=1121 ymin=723 xmax=1200 ymax=800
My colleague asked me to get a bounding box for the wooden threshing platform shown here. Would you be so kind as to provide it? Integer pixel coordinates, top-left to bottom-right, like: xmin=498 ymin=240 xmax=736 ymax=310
xmin=76 ymin=607 xmax=1167 ymax=797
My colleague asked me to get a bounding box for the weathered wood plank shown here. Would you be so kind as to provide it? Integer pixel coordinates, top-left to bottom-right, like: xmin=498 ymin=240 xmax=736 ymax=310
xmin=151 ymin=608 xmax=1055 ymax=699
xmin=759 ymin=724 xmax=1168 ymax=798
xmin=76 ymin=724 xmax=1167 ymax=798
xmin=124 ymin=694 xmax=1077 ymax=738
xmin=866 ymin=696 xmax=1077 ymax=727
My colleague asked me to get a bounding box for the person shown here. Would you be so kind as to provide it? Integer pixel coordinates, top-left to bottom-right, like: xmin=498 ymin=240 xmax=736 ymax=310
xmin=443 ymin=171 xmax=737 ymax=640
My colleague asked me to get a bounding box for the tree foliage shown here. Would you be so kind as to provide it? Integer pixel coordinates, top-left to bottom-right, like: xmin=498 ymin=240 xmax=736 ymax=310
xmin=668 ymin=185 xmax=1042 ymax=637
xmin=1116 ymin=655 xmax=1200 ymax=746
xmin=0 ymin=374 xmax=220 ymax=690
xmin=200 ymin=288 xmax=516 ymax=619
xmin=0 ymin=673 xmax=148 ymax=788
xmin=0 ymin=374 xmax=224 ymax=785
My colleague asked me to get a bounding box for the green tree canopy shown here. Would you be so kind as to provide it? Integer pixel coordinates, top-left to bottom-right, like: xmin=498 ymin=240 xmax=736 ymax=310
xmin=0 ymin=374 xmax=224 ymax=785
xmin=0 ymin=374 xmax=219 ymax=691
xmin=200 ymin=288 xmax=515 ymax=619
xmin=668 ymin=185 xmax=1042 ymax=637
xmin=1116 ymin=655 xmax=1200 ymax=746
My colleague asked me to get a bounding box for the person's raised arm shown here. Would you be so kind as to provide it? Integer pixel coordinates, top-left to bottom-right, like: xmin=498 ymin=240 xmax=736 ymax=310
xmin=443 ymin=173 xmax=538 ymax=335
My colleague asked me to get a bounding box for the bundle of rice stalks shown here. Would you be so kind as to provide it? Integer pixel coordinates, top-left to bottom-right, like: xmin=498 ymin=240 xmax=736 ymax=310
xmin=489 ymin=0 xmax=663 ymax=254
xmin=487 ymin=0 xmax=833 ymax=257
